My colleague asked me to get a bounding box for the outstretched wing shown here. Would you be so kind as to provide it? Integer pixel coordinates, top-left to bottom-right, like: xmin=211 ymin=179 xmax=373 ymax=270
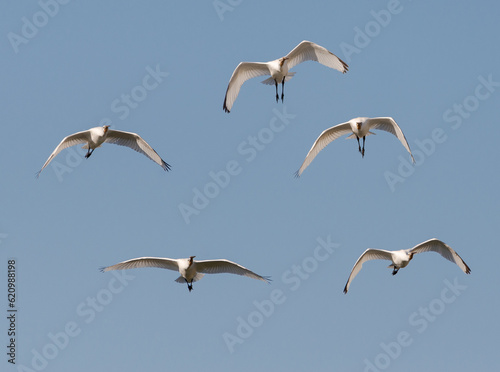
xmin=343 ymin=249 xmax=394 ymax=294
xmin=100 ymin=257 xmax=179 ymax=272
xmin=295 ymin=122 xmax=352 ymax=177
xmin=36 ymin=130 xmax=91 ymax=177
xmin=195 ymin=259 xmax=271 ymax=283
xmin=409 ymin=239 xmax=471 ymax=274
xmin=285 ymin=40 xmax=348 ymax=73
xmin=365 ymin=117 xmax=415 ymax=163
xmin=223 ymin=62 xmax=270 ymax=113
xmin=105 ymin=130 xmax=170 ymax=171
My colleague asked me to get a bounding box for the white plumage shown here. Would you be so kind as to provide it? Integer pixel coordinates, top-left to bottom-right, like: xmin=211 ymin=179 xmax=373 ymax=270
xmin=295 ymin=117 xmax=415 ymax=177
xmin=36 ymin=125 xmax=170 ymax=177
xmin=343 ymin=239 xmax=471 ymax=293
xmin=101 ymin=256 xmax=271 ymax=292
xmin=223 ymin=40 xmax=348 ymax=113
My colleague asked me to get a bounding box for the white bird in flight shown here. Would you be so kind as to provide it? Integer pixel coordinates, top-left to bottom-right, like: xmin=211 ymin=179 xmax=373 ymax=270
xmin=223 ymin=40 xmax=348 ymax=113
xmin=295 ymin=117 xmax=415 ymax=177
xmin=101 ymin=256 xmax=271 ymax=292
xmin=36 ymin=125 xmax=170 ymax=177
xmin=343 ymin=238 xmax=471 ymax=294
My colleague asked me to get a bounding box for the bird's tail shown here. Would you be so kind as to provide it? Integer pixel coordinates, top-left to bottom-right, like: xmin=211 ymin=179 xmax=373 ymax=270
xmin=175 ymin=273 xmax=204 ymax=284
xmin=260 ymin=72 xmax=296 ymax=85
xmin=346 ymin=131 xmax=376 ymax=140
xmin=261 ymin=77 xmax=275 ymax=85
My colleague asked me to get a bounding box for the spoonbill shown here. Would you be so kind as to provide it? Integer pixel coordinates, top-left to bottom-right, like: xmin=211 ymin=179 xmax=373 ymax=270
xmin=223 ymin=40 xmax=348 ymax=113
xmin=36 ymin=125 xmax=170 ymax=177
xmin=343 ymin=239 xmax=471 ymax=294
xmin=100 ymin=256 xmax=271 ymax=292
xmin=295 ymin=117 xmax=415 ymax=177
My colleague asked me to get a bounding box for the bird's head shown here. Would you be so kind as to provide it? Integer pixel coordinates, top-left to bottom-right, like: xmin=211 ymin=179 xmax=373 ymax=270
xmin=356 ymin=122 xmax=362 ymax=131
xmin=279 ymin=57 xmax=288 ymax=67
xmin=408 ymin=252 xmax=414 ymax=261
xmin=103 ymin=125 xmax=110 ymax=134
xmin=188 ymin=256 xmax=196 ymax=265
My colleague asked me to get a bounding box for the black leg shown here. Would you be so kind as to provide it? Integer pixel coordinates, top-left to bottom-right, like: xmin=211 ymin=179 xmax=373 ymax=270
xmin=85 ymin=148 xmax=93 ymax=159
xmin=362 ymin=136 xmax=366 ymax=157
xmin=281 ymin=78 xmax=285 ymax=102
xmin=392 ymin=267 xmax=399 ymax=275
xmin=356 ymin=136 xmax=362 ymax=154
xmin=275 ymin=81 xmax=279 ymax=103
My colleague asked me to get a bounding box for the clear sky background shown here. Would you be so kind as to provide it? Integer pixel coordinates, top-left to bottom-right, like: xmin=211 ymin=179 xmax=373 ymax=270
xmin=1 ymin=1 xmax=499 ymax=371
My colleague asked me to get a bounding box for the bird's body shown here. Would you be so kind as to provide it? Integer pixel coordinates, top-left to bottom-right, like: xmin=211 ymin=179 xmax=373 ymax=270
xmin=101 ymin=256 xmax=270 ymax=292
xmin=176 ymin=257 xmax=201 ymax=286
xmin=266 ymin=58 xmax=290 ymax=87
xmin=295 ymin=116 xmax=415 ymax=177
xmin=36 ymin=125 xmax=170 ymax=177
xmin=84 ymin=125 xmax=109 ymax=154
xmin=343 ymin=239 xmax=471 ymax=293
xmin=223 ymin=40 xmax=348 ymax=113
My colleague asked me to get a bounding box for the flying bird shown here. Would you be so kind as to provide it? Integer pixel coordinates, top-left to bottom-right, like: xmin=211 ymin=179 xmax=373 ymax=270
xmin=100 ymin=256 xmax=271 ymax=292
xmin=295 ymin=117 xmax=415 ymax=177
xmin=343 ymin=239 xmax=471 ymax=294
xmin=36 ymin=125 xmax=170 ymax=177
xmin=223 ymin=40 xmax=348 ymax=113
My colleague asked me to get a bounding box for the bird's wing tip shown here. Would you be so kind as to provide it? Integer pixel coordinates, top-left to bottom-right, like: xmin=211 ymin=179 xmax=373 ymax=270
xmin=263 ymin=276 xmax=272 ymax=283
xmin=294 ymin=170 xmax=301 ymax=178
xmin=98 ymin=267 xmax=107 ymax=273
xmin=163 ymin=162 xmax=172 ymax=172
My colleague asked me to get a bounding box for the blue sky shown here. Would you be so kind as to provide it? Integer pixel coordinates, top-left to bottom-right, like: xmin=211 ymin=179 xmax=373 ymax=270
xmin=1 ymin=1 xmax=499 ymax=371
